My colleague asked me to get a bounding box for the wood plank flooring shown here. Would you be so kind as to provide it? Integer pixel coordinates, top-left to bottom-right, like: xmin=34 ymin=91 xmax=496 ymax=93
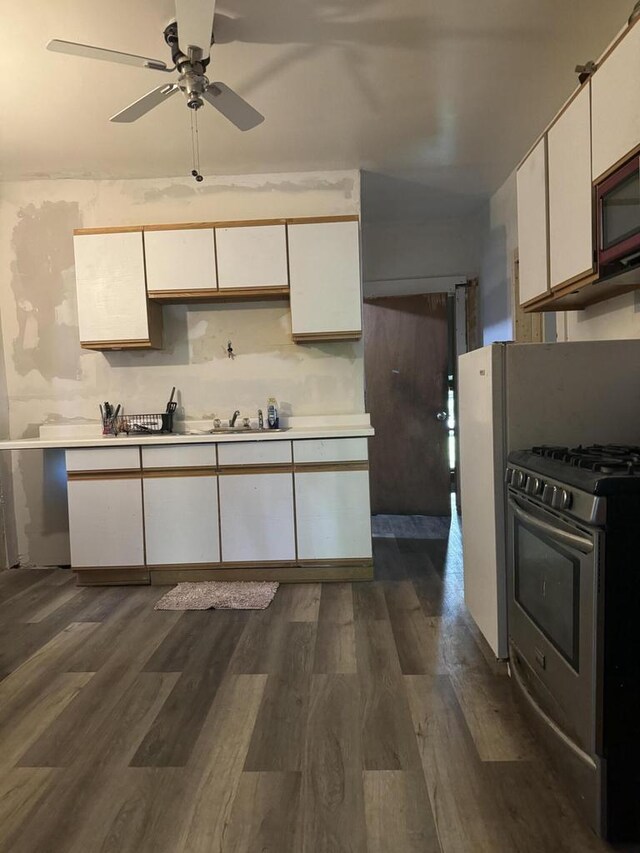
xmin=0 ymin=514 xmax=633 ymax=852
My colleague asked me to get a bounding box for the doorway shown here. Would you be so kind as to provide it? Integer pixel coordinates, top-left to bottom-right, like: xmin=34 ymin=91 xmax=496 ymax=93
xmin=363 ymin=293 xmax=453 ymax=517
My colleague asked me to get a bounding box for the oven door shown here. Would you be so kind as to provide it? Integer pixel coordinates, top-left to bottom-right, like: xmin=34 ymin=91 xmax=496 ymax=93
xmin=598 ymin=155 xmax=640 ymax=266
xmin=507 ymin=490 xmax=601 ymax=756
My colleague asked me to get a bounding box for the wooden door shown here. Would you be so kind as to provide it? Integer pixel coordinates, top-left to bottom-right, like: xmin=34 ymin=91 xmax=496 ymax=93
xmin=364 ymin=293 xmax=451 ymax=516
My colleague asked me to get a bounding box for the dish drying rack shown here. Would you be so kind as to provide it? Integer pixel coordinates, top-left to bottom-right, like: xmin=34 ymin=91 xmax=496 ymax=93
xmin=101 ymin=389 xmax=177 ymax=436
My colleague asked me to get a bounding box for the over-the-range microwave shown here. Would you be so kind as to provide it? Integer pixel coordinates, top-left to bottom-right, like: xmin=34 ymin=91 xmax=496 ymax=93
xmin=597 ymin=153 xmax=640 ymax=276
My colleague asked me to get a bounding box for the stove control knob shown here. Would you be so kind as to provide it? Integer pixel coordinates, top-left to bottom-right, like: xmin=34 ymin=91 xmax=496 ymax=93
xmin=542 ymin=484 xmax=555 ymax=505
xmin=551 ymin=488 xmax=571 ymax=510
xmin=505 ymin=467 xmax=514 ymax=485
xmin=513 ymin=470 xmax=526 ymax=488
xmin=525 ymin=476 xmax=542 ymax=496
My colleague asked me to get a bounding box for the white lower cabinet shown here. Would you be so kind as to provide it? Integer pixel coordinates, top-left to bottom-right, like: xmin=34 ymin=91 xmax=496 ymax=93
xmin=294 ymin=470 xmax=372 ymax=560
xmin=67 ymin=478 xmax=145 ymax=568
xmin=219 ymin=473 xmax=296 ymax=562
xmin=143 ymin=475 xmax=220 ymax=565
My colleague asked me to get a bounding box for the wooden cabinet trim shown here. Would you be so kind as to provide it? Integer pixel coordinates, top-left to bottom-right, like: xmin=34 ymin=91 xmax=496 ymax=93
xmin=73 ymin=225 xmax=144 ymax=235
xmin=147 ymin=286 xmax=290 ymax=303
xmin=294 ymin=461 xmax=369 ymax=473
xmin=80 ymin=339 xmax=158 ymax=350
xmin=67 ymin=469 xmax=142 ymax=481
xmin=292 ymin=330 xmax=362 ymax=342
xmin=75 ymin=215 xmax=359 ymax=237
xmin=142 ymin=466 xmax=218 ymax=478
xmin=217 ymin=463 xmax=294 ymax=476
xmin=286 ymin=215 xmax=360 ymax=225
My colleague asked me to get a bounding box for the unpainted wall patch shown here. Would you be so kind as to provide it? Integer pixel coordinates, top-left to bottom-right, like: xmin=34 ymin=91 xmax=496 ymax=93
xmin=140 ymin=176 xmax=357 ymax=204
xmin=10 ymin=201 xmax=82 ymax=381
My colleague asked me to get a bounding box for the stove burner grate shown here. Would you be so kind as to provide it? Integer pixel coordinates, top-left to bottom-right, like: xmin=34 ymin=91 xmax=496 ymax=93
xmin=531 ymin=444 xmax=640 ymax=475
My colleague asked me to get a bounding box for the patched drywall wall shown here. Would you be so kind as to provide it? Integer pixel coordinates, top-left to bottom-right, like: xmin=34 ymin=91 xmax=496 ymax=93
xmin=0 ymin=170 xmax=362 ymax=566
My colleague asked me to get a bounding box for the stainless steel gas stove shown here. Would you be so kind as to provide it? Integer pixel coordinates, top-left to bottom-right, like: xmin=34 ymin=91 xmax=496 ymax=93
xmin=505 ymin=445 xmax=640 ymax=842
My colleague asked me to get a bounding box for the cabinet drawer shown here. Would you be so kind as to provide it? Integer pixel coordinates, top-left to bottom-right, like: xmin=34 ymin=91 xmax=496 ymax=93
xmin=293 ymin=437 xmax=368 ymax=464
xmin=66 ymin=447 xmax=141 ymax=472
xmin=141 ymin=444 xmax=217 ymax=470
xmin=217 ymin=441 xmax=292 ymax=467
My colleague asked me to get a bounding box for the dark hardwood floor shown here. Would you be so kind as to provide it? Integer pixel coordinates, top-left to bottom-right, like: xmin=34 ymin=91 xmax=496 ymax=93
xmin=0 ymin=514 xmax=631 ymax=852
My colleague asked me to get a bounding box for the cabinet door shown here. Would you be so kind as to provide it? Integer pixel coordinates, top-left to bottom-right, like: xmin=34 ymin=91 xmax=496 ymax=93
xmin=288 ymin=219 xmax=362 ymax=341
xmin=516 ymin=138 xmax=550 ymax=304
xmin=143 ymin=475 xmax=220 ymax=565
xmin=67 ymin=478 xmax=144 ymax=568
xmin=216 ymin=225 xmax=288 ymax=290
xmin=592 ymin=23 xmax=640 ymax=180
xmin=73 ymin=231 xmax=156 ymax=346
xmin=295 ymin=470 xmax=372 ymax=560
xmin=548 ymin=85 xmax=594 ymax=288
xmin=219 ymin=473 xmax=295 ymax=562
xmin=144 ymin=228 xmax=216 ymax=295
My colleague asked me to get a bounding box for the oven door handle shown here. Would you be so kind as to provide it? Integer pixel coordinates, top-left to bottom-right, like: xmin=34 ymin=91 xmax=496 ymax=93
xmin=508 ymin=497 xmax=594 ymax=554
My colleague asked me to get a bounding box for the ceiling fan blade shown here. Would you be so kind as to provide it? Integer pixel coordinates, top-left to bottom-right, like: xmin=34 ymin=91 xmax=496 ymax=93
xmin=175 ymin=0 xmax=216 ymax=60
xmin=110 ymin=84 xmax=179 ymax=123
xmin=47 ymin=39 xmax=170 ymax=71
xmin=203 ymin=82 xmax=264 ymax=131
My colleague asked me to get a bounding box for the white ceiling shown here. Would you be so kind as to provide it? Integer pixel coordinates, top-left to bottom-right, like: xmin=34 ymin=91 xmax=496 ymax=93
xmin=0 ymin=0 xmax=634 ymax=216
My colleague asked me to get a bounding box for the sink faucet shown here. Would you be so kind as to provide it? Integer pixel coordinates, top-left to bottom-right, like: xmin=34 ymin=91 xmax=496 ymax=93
xmin=230 ymin=410 xmax=240 ymax=427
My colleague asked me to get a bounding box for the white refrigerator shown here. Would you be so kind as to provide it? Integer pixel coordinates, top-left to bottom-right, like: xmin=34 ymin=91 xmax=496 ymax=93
xmin=458 ymin=340 xmax=640 ymax=659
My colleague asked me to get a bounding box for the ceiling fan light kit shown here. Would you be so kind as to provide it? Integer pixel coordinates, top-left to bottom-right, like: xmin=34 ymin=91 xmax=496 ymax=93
xmin=46 ymin=0 xmax=264 ymax=181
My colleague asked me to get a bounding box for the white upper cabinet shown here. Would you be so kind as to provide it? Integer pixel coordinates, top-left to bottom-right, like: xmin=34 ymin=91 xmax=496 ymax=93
xmin=288 ymin=219 xmax=362 ymax=341
xmin=144 ymin=228 xmax=217 ymax=295
xmin=548 ymin=85 xmax=594 ymax=288
xmin=516 ymin=138 xmax=550 ymax=305
xmin=74 ymin=231 xmax=161 ymax=348
xmin=215 ymin=225 xmax=288 ymax=290
xmin=592 ymin=23 xmax=640 ymax=181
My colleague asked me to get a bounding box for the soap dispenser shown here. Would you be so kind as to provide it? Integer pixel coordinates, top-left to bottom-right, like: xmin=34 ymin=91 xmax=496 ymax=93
xmin=267 ymin=397 xmax=279 ymax=429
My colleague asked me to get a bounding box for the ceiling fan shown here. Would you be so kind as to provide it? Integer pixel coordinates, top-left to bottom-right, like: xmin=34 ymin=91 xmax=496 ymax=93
xmin=47 ymin=0 xmax=264 ymax=133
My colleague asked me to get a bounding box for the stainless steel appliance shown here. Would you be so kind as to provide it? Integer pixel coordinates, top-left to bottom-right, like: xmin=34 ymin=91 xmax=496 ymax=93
xmin=458 ymin=341 xmax=640 ymax=661
xmin=506 ymin=445 xmax=640 ymax=842
xmin=597 ymin=153 xmax=640 ymax=276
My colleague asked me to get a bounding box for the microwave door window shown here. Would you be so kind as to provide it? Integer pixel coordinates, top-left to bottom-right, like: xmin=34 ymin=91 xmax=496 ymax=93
xmin=602 ymin=168 xmax=640 ymax=250
xmin=514 ymin=523 xmax=580 ymax=670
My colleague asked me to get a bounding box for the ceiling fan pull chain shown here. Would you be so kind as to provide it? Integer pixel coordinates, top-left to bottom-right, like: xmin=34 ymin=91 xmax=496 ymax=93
xmin=190 ymin=110 xmax=203 ymax=182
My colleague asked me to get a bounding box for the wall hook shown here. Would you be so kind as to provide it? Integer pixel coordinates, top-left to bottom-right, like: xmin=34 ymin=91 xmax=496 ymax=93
xmin=227 ymin=340 xmax=235 ymax=359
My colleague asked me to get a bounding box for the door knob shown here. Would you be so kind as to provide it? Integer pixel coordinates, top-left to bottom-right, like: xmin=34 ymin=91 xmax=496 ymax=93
xmin=436 ymin=411 xmax=448 ymax=422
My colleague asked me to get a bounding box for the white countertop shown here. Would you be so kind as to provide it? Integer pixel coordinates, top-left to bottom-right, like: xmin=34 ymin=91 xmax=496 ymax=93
xmin=0 ymin=415 xmax=373 ymax=451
